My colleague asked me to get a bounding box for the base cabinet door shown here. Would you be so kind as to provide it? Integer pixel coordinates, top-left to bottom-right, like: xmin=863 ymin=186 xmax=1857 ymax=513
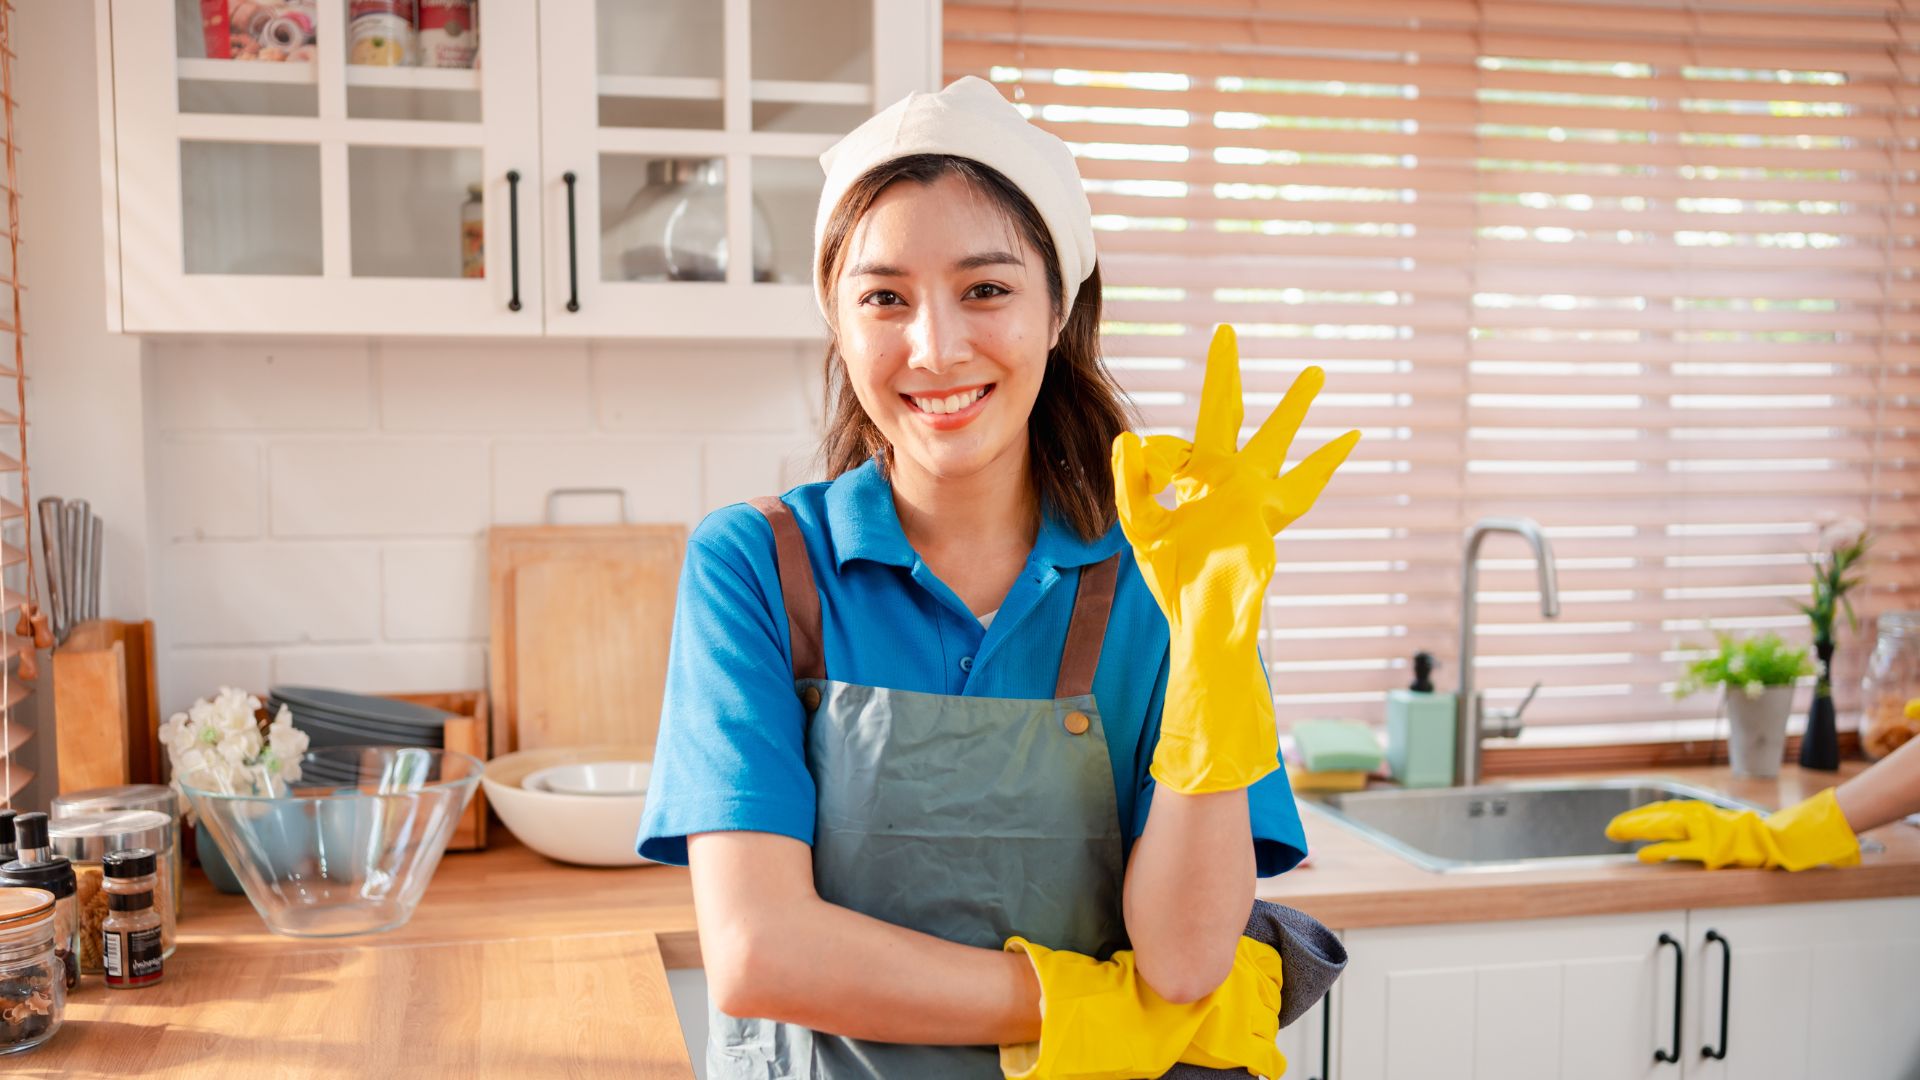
xmin=1687 ymin=897 xmax=1920 ymax=1080
xmin=1337 ymin=911 xmax=1685 ymax=1080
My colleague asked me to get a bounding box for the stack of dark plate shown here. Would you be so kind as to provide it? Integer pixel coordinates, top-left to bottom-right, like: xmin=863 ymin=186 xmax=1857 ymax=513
xmin=270 ymin=686 xmax=453 ymax=760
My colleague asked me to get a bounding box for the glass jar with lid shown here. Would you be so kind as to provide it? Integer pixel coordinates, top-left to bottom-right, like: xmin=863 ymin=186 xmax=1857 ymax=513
xmin=51 ymin=784 xmax=184 ymax=920
xmin=1860 ymin=611 xmax=1920 ymax=760
xmin=47 ymin=811 xmax=175 ymax=974
xmin=0 ymin=815 xmax=76 ymax=992
xmin=0 ymin=887 xmax=63 ymax=1054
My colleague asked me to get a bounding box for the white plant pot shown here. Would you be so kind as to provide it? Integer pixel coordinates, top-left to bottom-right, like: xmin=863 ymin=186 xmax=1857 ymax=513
xmin=1725 ymin=684 xmax=1795 ymax=778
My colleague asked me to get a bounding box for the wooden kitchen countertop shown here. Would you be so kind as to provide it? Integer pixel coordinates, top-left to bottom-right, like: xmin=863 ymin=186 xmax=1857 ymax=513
xmin=19 ymin=762 xmax=1920 ymax=1076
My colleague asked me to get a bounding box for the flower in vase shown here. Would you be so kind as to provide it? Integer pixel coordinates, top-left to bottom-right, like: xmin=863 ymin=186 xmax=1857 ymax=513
xmin=160 ymin=686 xmax=309 ymax=813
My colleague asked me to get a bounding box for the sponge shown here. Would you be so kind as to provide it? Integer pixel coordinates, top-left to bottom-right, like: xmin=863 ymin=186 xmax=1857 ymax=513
xmin=1292 ymin=719 xmax=1384 ymax=774
xmin=1286 ymin=763 xmax=1371 ymax=793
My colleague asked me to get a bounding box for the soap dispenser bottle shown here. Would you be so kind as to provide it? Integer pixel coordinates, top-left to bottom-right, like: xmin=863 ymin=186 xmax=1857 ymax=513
xmin=1386 ymin=651 xmax=1457 ymax=788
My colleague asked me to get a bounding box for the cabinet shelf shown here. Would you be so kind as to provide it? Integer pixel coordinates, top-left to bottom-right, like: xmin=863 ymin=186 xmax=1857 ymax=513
xmin=177 ymin=59 xmax=481 ymax=93
xmin=596 ymin=75 xmax=870 ymax=107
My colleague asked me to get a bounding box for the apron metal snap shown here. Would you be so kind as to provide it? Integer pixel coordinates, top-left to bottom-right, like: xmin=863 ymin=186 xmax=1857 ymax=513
xmin=1063 ymin=710 xmax=1090 ymax=735
xmin=800 ymin=686 xmax=822 ymax=711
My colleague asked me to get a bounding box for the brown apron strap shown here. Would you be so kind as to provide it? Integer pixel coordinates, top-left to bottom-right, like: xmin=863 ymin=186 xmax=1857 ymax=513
xmin=747 ymin=496 xmax=825 ymax=682
xmin=1055 ymin=554 xmax=1120 ymax=699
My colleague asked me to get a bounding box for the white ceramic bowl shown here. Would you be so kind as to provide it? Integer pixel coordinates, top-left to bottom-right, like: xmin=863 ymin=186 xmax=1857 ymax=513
xmin=526 ymin=760 xmax=652 ymax=797
xmin=481 ymin=745 xmax=658 ymax=868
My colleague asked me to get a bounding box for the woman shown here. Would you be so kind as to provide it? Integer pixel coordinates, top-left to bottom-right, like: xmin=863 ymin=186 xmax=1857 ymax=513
xmin=638 ymin=76 xmax=1359 ymax=1079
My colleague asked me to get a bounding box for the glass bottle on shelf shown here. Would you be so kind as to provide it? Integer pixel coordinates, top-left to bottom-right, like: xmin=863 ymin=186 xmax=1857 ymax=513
xmin=603 ymin=160 xmax=775 ymax=284
xmin=460 ymin=183 xmax=484 ymax=279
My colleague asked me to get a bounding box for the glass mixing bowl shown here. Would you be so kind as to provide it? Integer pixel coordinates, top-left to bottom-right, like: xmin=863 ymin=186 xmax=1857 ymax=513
xmin=179 ymin=747 xmax=481 ymax=937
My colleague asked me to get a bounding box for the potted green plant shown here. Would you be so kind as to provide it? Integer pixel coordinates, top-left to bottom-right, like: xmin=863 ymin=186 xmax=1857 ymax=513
xmin=1794 ymin=519 xmax=1871 ymax=770
xmin=1674 ymin=631 xmax=1815 ymax=778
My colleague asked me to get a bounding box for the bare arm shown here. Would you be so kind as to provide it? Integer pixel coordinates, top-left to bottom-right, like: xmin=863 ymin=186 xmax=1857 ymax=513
xmin=1121 ymin=786 xmax=1257 ymax=1004
xmin=689 ymin=831 xmax=1043 ymax=1045
xmin=1835 ymin=734 xmax=1920 ymax=834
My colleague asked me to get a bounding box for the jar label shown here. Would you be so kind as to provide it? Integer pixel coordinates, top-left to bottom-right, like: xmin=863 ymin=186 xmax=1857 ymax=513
xmin=104 ymin=925 xmax=164 ymax=987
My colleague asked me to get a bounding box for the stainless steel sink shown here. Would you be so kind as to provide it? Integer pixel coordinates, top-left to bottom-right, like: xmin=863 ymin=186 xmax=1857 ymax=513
xmin=1299 ymin=778 xmax=1767 ymax=874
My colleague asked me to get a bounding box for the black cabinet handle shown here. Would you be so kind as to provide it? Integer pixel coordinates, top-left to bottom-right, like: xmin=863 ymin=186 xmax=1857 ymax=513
xmin=1308 ymin=985 xmax=1333 ymax=1080
xmin=1655 ymin=932 xmax=1683 ymax=1065
xmin=562 ymin=170 xmax=580 ymax=313
xmin=1702 ymin=930 xmax=1731 ymax=1061
xmin=505 ymin=170 xmax=522 ymax=312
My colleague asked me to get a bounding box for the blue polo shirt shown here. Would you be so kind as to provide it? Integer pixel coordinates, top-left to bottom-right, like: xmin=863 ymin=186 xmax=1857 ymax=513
xmin=637 ymin=455 xmax=1307 ymax=877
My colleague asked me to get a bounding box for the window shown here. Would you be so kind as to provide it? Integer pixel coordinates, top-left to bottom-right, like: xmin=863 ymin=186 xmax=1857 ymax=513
xmin=948 ymin=0 xmax=1918 ymax=741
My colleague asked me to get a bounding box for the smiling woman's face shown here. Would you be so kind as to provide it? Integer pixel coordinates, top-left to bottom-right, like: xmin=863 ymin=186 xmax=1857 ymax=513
xmin=832 ymin=172 xmax=1058 ymax=488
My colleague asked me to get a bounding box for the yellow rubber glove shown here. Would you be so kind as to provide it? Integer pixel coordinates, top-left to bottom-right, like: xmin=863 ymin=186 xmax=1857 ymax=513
xmin=1604 ymin=788 xmax=1861 ymax=871
xmin=1113 ymin=324 xmax=1362 ymax=794
xmin=1000 ymin=934 xmax=1286 ymax=1080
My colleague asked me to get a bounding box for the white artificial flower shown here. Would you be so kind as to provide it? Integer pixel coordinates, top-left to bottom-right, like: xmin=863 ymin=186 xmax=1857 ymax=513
xmin=1818 ymin=516 xmax=1866 ymax=553
xmin=268 ymin=719 xmax=309 ymax=761
xmin=1743 ymin=679 xmax=1765 ymax=699
xmin=159 ymin=713 xmax=193 ymax=753
xmin=218 ymin=726 xmax=264 ymax=767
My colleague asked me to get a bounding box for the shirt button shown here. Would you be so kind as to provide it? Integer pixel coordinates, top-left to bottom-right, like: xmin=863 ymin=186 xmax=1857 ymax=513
xmin=1064 ymin=710 xmax=1091 ymax=736
xmin=959 ymin=656 xmax=973 ymax=672
xmin=800 ymin=686 xmax=822 ymax=712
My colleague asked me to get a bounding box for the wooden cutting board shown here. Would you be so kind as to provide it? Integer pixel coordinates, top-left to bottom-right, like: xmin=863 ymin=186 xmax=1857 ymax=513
xmin=487 ymin=523 xmax=686 ymax=758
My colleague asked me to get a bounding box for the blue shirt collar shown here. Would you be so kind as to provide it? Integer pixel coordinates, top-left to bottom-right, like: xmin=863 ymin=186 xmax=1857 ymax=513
xmin=826 ymin=455 xmax=1128 ymax=572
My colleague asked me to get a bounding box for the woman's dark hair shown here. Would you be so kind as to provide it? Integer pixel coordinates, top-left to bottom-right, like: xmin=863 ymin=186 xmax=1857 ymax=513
xmin=812 ymin=154 xmax=1136 ymax=543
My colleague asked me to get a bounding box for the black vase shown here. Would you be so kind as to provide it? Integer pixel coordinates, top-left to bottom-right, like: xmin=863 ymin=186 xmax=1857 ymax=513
xmin=1799 ymin=638 xmax=1841 ymax=771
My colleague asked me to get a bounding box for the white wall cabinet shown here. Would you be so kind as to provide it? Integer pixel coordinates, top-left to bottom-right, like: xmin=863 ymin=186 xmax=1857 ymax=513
xmin=97 ymin=0 xmax=937 ymax=338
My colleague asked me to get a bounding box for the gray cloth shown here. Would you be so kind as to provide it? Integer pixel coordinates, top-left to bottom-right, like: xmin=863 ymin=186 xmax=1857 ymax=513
xmin=1159 ymin=899 xmax=1349 ymax=1079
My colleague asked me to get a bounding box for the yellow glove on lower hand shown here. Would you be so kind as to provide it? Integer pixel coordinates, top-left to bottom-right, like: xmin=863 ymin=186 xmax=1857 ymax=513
xmin=1000 ymin=934 xmax=1286 ymax=1080
xmin=1604 ymin=788 xmax=1861 ymax=871
xmin=1113 ymin=324 xmax=1361 ymax=795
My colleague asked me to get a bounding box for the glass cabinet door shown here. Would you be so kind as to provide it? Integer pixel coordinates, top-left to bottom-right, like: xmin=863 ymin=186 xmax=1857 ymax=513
xmin=108 ymin=0 xmax=542 ymax=334
xmin=537 ymin=0 xmax=934 ymax=338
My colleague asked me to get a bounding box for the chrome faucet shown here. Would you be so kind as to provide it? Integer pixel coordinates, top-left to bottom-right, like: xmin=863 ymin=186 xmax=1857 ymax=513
xmin=1456 ymin=517 xmax=1561 ymax=786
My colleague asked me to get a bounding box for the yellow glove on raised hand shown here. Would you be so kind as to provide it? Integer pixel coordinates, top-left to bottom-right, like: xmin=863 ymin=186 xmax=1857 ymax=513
xmin=1113 ymin=324 xmax=1362 ymax=794
xmin=1000 ymin=934 xmax=1286 ymax=1080
xmin=1604 ymin=788 xmax=1861 ymax=871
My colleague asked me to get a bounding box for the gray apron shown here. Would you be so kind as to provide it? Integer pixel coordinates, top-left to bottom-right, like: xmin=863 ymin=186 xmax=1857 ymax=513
xmin=709 ymin=496 xmax=1131 ymax=1080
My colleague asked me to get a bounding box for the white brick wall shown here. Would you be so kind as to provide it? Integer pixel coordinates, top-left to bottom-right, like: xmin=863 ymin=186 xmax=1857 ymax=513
xmin=149 ymin=337 xmax=825 ymax=717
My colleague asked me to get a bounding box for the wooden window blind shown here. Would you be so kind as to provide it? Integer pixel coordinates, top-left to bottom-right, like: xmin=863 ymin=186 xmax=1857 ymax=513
xmin=1 ymin=0 xmax=43 ymax=803
xmin=946 ymin=0 xmax=1919 ymax=739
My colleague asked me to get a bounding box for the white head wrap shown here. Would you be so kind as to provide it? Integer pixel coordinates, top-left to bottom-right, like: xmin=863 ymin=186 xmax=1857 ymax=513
xmin=813 ymin=75 xmax=1096 ymax=320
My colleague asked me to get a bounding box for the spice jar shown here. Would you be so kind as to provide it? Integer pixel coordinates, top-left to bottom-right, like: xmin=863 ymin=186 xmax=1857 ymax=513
xmin=1860 ymin=611 xmax=1920 ymax=760
xmin=47 ymin=811 xmax=174 ymax=975
xmin=100 ymin=850 xmax=163 ymax=990
xmin=0 ymin=887 xmax=62 ymax=1055
xmin=0 ymin=816 xmax=77 ymax=991
xmin=51 ymin=785 xmax=184 ymax=921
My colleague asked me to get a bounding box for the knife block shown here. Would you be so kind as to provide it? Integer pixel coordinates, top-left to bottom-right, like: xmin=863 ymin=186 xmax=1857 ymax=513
xmin=51 ymin=618 xmax=161 ymax=792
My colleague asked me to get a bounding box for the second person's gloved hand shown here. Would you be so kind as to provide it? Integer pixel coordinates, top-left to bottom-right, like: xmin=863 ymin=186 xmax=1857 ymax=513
xmin=1604 ymin=787 xmax=1860 ymax=871
xmin=1112 ymin=324 xmax=1361 ymax=795
xmin=1000 ymin=932 xmax=1287 ymax=1080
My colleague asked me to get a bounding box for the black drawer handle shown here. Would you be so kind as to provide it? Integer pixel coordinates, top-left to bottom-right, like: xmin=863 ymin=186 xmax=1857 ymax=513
xmin=505 ymin=170 xmax=522 ymax=312
xmin=1655 ymin=932 xmax=1683 ymax=1065
xmin=1702 ymin=930 xmax=1731 ymax=1061
xmin=1308 ymin=985 xmax=1333 ymax=1080
xmin=563 ymin=170 xmax=580 ymax=313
